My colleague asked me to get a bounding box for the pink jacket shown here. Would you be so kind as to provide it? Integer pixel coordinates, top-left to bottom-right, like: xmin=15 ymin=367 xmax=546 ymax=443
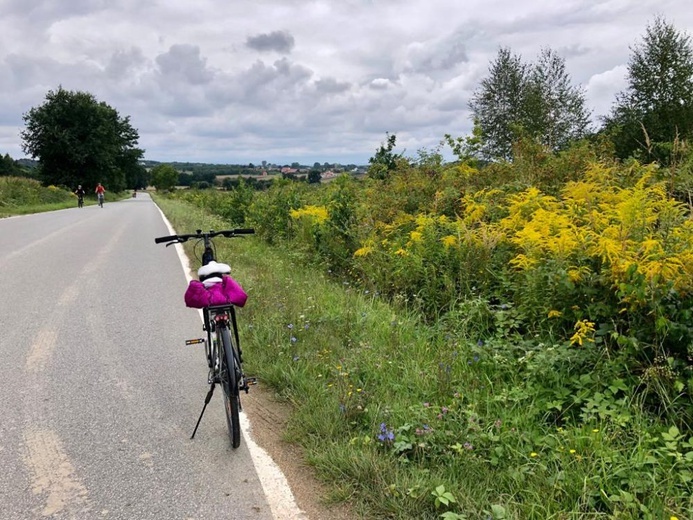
xmin=184 ymin=275 xmax=248 ymax=309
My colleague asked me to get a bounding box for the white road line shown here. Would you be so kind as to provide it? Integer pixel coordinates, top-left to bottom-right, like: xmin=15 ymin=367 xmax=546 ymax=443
xmin=155 ymin=204 xmax=307 ymax=520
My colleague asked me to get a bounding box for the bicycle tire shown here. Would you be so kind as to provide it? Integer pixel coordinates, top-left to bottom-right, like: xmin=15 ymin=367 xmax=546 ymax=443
xmin=219 ymin=326 xmax=241 ymax=448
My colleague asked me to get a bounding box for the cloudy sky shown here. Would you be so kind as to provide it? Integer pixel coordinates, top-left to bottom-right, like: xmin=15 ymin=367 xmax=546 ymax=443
xmin=1 ymin=0 xmax=692 ymax=166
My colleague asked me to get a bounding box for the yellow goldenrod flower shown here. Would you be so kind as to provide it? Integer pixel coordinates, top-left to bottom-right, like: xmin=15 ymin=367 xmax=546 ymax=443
xmin=289 ymin=205 xmax=329 ymax=223
xmin=354 ymin=246 xmax=373 ymax=257
xmin=570 ymin=319 xmax=596 ymax=346
xmin=441 ymin=235 xmax=457 ymax=248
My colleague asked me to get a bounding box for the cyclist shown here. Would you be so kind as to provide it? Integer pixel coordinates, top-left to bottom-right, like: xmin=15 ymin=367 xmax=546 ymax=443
xmin=95 ymin=183 xmax=106 ymax=207
xmin=74 ymin=185 xmax=85 ymax=207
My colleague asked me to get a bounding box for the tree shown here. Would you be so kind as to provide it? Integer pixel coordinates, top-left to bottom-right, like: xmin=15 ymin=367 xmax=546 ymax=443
xmin=151 ymin=164 xmax=179 ymax=191
xmin=307 ymin=169 xmax=322 ymax=183
xmin=119 ymin=148 xmax=150 ymax=189
xmin=603 ymin=16 xmax=693 ymax=162
xmin=469 ymin=47 xmax=590 ymax=161
xmin=525 ymin=48 xmax=591 ymax=151
xmin=0 ymin=153 xmax=25 ymax=176
xmin=469 ymin=48 xmax=528 ymax=161
xmin=367 ymin=132 xmax=403 ymax=179
xmin=21 ymin=87 xmax=144 ymax=191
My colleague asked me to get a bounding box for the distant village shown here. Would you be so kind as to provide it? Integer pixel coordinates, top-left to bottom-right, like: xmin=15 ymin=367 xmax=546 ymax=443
xmin=140 ymin=159 xmax=369 ymax=186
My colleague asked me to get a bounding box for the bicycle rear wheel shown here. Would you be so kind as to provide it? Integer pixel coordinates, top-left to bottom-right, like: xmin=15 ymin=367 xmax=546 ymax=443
xmin=219 ymin=326 xmax=241 ymax=448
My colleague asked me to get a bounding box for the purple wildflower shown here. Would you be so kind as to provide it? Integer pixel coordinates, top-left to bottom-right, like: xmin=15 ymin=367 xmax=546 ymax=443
xmin=377 ymin=422 xmax=395 ymax=443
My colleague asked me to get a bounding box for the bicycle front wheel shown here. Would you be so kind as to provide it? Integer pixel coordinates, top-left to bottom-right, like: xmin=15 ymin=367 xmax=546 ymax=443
xmin=219 ymin=326 xmax=241 ymax=448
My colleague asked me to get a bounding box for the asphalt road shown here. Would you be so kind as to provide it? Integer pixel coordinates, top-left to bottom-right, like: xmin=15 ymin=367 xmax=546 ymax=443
xmin=0 ymin=193 xmax=275 ymax=519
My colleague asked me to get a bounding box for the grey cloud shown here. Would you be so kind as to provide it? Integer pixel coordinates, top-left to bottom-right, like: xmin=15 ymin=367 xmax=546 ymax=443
xmin=204 ymin=57 xmax=318 ymax=117
xmin=435 ymin=93 xmax=470 ymax=112
xmin=403 ymin=30 xmax=471 ymax=76
xmin=155 ymin=44 xmax=214 ymax=85
xmin=3 ymin=53 xmax=105 ymax=96
xmin=0 ymin=0 xmax=109 ymax=26
xmin=106 ymin=47 xmax=146 ymax=79
xmin=315 ymin=77 xmax=351 ymax=94
xmin=157 ymin=94 xmax=214 ymax=118
xmin=557 ymin=43 xmax=592 ymax=59
xmin=246 ymin=30 xmax=295 ymax=53
xmin=238 ymin=58 xmax=313 ymax=104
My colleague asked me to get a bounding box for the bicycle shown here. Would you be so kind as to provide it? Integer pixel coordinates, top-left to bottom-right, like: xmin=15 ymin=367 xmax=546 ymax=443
xmin=77 ymin=195 xmax=84 ymax=208
xmin=155 ymin=228 xmax=256 ymax=448
xmin=97 ymin=193 xmax=104 ymax=208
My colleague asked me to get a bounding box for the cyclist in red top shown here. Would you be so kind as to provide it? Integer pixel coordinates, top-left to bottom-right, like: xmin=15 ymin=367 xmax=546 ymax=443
xmin=95 ymin=183 xmax=106 ymax=207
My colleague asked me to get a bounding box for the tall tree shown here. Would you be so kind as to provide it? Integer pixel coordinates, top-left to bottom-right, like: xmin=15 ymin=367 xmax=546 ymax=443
xmin=0 ymin=153 xmax=25 ymax=176
xmin=525 ymin=48 xmax=591 ymax=151
xmin=150 ymin=163 xmax=179 ymax=191
xmin=21 ymin=87 xmax=144 ymax=191
xmin=603 ymin=16 xmax=693 ymax=162
xmin=469 ymin=47 xmax=590 ymax=161
xmin=469 ymin=47 xmax=529 ymax=161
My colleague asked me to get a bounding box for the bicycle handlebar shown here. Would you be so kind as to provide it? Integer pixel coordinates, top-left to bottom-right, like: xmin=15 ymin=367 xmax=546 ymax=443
xmin=154 ymin=228 xmax=255 ymax=245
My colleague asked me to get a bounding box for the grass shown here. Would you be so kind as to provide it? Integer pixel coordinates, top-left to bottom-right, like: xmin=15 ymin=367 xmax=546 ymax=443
xmin=153 ymin=195 xmax=693 ymax=519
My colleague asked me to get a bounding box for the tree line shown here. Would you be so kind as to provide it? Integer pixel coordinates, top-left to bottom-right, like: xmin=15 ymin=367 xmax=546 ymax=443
xmin=464 ymin=15 xmax=693 ymax=165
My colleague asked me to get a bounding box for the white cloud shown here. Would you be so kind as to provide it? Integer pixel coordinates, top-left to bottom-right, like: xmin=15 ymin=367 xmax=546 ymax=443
xmin=585 ymin=65 xmax=629 ymax=121
xmin=1 ymin=0 xmax=692 ymax=164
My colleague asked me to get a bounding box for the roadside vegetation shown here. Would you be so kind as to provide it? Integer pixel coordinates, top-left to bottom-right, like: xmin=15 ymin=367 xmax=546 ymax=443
xmin=0 ymin=176 xmax=81 ymax=216
xmin=0 ymin=176 xmax=130 ymax=217
xmin=154 ymin=131 xmax=693 ymax=519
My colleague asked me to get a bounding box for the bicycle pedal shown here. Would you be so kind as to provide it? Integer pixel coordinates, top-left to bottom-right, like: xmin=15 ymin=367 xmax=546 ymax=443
xmin=245 ymin=377 xmax=258 ymax=386
xmin=185 ymin=338 xmax=205 ymax=346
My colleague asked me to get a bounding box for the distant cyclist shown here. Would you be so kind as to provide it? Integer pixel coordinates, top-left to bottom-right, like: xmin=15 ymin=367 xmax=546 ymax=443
xmin=74 ymin=185 xmax=85 ymax=208
xmin=95 ymin=183 xmax=106 ymax=207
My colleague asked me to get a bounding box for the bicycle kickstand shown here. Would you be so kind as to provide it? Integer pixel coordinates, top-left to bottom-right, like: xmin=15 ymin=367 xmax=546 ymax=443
xmin=190 ymin=383 xmax=215 ymax=439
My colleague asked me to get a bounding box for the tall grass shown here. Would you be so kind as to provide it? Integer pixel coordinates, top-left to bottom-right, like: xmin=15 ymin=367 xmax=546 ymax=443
xmin=0 ymin=176 xmax=133 ymax=216
xmin=0 ymin=176 xmax=77 ymax=216
xmin=154 ymin=194 xmax=693 ymax=520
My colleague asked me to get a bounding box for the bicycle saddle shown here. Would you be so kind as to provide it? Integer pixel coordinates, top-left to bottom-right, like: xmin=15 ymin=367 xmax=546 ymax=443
xmin=198 ymin=261 xmax=231 ymax=282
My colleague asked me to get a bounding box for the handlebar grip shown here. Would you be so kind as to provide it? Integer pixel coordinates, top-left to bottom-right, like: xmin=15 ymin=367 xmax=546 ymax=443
xmin=234 ymin=228 xmax=255 ymax=234
xmin=155 ymin=235 xmax=178 ymax=244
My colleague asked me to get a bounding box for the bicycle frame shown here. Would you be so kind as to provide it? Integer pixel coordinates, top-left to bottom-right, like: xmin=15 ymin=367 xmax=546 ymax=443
xmin=203 ymin=305 xmax=242 ymax=372
xmin=154 ymin=227 xmax=255 ymax=448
